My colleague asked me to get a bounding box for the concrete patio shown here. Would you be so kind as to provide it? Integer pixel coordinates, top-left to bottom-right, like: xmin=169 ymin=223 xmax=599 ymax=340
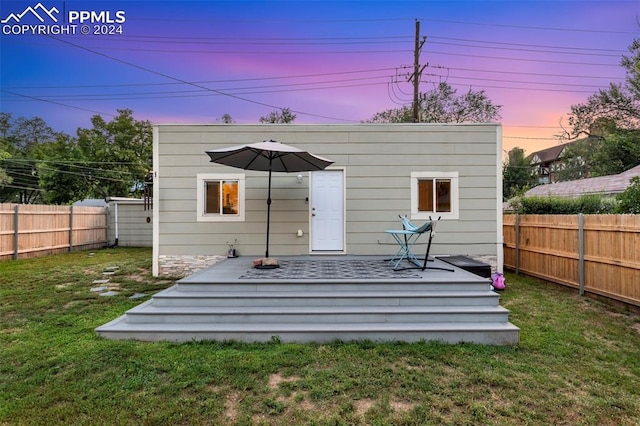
xmin=96 ymin=256 xmax=520 ymax=345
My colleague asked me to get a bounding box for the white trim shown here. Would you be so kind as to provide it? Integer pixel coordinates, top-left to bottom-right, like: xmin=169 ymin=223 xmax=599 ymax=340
xmin=410 ymin=171 xmax=459 ymax=220
xmin=496 ymin=126 xmax=504 ymax=274
xmin=196 ymin=173 xmax=246 ymax=222
xmin=152 ymin=126 xmax=159 ymax=277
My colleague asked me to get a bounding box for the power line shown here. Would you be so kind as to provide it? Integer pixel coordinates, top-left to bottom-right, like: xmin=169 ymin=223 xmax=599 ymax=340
xmin=423 ymin=50 xmax=620 ymax=67
xmin=418 ymin=17 xmax=637 ymax=35
xmin=444 ymin=66 xmax=624 ymax=81
xmin=3 ymin=81 xmax=390 ymax=102
xmin=425 ymin=35 xmax=628 ymax=54
xmin=65 ymin=45 xmax=411 ymax=55
xmin=3 ymin=67 xmax=408 ymax=89
xmin=46 ymin=36 xmax=360 ymax=123
xmin=1 ymin=90 xmax=116 ymax=117
xmin=4 ymin=74 xmax=394 ymax=100
xmin=425 ymin=73 xmax=613 ymax=90
xmin=427 ymin=40 xmax=622 ymax=58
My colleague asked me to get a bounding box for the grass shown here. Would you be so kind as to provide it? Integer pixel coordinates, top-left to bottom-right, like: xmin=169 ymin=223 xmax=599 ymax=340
xmin=1 ymin=248 xmax=639 ymax=425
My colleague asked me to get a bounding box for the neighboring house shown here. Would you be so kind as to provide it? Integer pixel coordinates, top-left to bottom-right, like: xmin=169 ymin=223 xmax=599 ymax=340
xmin=152 ymin=124 xmax=504 ymax=276
xmin=527 ymin=142 xmax=575 ymax=184
xmin=524 ymin=164 xmax=640 ymax=198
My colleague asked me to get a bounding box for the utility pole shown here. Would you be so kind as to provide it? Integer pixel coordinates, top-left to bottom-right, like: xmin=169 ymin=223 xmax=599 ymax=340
xmin=408 ymin=20 xmax=426 ymax=123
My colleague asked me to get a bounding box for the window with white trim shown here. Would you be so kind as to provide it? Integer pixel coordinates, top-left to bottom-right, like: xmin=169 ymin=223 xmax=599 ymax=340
xmin=196 ymin=173 xmax=245 ymax=222
xmin=410 ymin=172 xmax=459 ymax=220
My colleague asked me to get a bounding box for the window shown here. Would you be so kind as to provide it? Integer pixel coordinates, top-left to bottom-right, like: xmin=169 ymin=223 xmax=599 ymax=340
xmin=197 ymin=173 xmax=245 ymax=222
xmin=411 ymin=172 xmax=459 ymax=220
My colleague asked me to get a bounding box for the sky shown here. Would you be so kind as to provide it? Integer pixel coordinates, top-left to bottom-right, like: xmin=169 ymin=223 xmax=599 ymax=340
xmin=1 ymin=0 xmax=638 ymax=156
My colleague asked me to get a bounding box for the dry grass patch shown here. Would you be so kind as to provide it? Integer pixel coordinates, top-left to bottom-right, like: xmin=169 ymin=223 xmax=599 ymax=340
xmin=267 ymin=373 xmax=300 ymax=390
xmin=353 ymin=398 xmax=375 ymax=416
xmin=224 ymin=390 xmax=241 ymax=422
xmin=390 ymin=399 xmax=414 ymax=413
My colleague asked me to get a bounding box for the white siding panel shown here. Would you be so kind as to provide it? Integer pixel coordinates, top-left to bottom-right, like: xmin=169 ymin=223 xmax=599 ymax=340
xmin=155 ymin=124 xmax=500 ymax=260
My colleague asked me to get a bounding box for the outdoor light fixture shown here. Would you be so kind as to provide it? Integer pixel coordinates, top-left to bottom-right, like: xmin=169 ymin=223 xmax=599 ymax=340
xmin=296 ymin=174 xmax=303 ymax=183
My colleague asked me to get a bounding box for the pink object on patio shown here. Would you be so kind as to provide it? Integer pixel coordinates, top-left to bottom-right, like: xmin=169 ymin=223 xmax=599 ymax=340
xmin=492 ymin=272 xmax=506 ymax=291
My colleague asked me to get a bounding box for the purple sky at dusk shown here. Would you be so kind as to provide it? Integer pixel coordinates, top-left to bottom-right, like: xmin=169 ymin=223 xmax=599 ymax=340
xmin=1 ymin=0 xmax=638 ymax=156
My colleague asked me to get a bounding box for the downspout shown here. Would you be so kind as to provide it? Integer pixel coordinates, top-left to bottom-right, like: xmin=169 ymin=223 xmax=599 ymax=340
xmin=114 ymin=201 xmax=119 ymax=247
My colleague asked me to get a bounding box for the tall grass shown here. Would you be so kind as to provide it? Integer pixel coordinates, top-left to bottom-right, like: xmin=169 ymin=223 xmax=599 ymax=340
xmin=1 ymin=248 xmax=639 ymax=425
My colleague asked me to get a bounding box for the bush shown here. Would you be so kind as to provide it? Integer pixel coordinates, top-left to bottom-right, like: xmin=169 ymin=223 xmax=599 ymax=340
xmin=615 ymin=176 xmax=640 ymax=214
xmin=515 ymin=194 xmax=617 ymax=214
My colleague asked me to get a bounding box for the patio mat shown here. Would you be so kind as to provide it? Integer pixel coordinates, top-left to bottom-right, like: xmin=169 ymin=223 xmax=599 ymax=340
xmin=239 ymin=259 xmax=421 ymax=280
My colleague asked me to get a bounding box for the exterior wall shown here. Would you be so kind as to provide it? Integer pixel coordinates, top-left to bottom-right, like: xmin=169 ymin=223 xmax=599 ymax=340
xmin=107 ymin=200 xmax=153 ymax=247
xmin=153 ymin=124 xmax=502 ymax=275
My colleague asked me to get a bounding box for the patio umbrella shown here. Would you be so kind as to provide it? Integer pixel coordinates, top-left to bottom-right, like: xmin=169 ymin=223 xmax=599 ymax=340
xmin=205 ymin=140 xmax=333 ymax=258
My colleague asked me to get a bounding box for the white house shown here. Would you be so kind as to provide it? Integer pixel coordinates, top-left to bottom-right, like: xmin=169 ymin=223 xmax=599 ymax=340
xmin=152 ymin=124 xmax=504 ymax=276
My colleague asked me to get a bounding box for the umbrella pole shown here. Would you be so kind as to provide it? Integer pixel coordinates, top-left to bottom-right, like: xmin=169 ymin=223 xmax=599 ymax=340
xmin=265 ymin=167 xmax=272 ymax=258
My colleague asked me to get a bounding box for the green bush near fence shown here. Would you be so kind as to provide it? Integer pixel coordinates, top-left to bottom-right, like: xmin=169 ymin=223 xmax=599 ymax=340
xmin=615 ymin=176 xmax=640 ymax=214
xmin=512 ymin=194 xmax=617 ymax=214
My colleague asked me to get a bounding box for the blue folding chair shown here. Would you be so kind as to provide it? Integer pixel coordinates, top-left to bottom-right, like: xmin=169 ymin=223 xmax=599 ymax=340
xmin=385 ymin=216 xmax=454 ymax=272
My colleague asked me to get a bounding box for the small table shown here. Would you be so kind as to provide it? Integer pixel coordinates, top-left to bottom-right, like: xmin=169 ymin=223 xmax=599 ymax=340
xmin=384 ymin=228 xmax=454 ymax=272
xmin=385 ymin=229 xmax=423 ymax=269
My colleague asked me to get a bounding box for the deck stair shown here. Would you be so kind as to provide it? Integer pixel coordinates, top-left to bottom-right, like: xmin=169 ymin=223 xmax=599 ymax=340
xmin=96 ymin=257 xmax=519 ymax=345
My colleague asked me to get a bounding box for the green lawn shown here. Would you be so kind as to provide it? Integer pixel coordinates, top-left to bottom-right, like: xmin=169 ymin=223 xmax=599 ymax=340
xmin=1 ymin=248 xmax=639 ymax=425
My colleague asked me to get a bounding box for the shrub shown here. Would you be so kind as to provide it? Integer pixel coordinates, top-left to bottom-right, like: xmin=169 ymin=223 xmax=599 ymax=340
xmin=615 ymin=176 xmax=640 ymax=214
xmin=516 ymin=194 xmax=616 ymax=214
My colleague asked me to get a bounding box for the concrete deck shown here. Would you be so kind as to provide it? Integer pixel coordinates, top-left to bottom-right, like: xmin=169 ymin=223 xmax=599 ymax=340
xmin=178 ymin=255 xmax=490 ymax=285
xmin=96 ymin=255 xmax=519 ymax=345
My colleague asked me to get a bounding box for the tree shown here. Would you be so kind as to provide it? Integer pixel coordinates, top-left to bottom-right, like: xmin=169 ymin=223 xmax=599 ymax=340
xmin=219 ymin=113 xmax=234 ymax=124
xmin=73 ymin=109 xmax=153 ymax=200
xmin=556 ymin=38 xmax=640 ymax=180
xmin=367 ymin=82 xmax=502 ymax=123
xmin=502 ymin=147 xmax=537 ymax=199
xmin=590 ymin=130 xmax=640 ymax=176
xmin=0 ymin=113 xmax=11 ymax=186
xmin=38 ymin=134 xmax=90 ymax=204
xmin=0 ymin=114 xmax=59 ymax=203
xmin=565 ymin=38 xmax=640 ymax=139
xmin=258 ymin=108 xmax=296 ymax=124
xmin=36 ymin=109 xmax=152 ymax=204
xmin=554 ymin=137 xmax=601 ymax=181
xmin=615 ymin=176 xmax=640 ymax=214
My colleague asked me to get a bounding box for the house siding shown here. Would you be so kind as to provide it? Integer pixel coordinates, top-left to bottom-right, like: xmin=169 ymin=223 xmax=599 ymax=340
xmin=154 ymin=124 xmax=501 ymax=274
xmin=106 ymin=200 xmax=153 ymax=247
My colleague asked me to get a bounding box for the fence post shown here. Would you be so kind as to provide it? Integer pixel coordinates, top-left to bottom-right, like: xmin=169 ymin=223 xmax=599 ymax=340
xmin=69 ymin=205 xmax=74 ymax=252
xmin=578 ymin=213 xmax=585 ymax=296
xmin=515 ymin=213 xmax=520 ymax=275
xmin=13 ymin=204 xmax=19 ymax=260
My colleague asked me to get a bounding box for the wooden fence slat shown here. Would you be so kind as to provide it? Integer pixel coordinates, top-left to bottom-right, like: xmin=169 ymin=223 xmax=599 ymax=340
xmin=503 ymin=214 xmax=640 ymax=308
xmin=0 ymin=203 xmax=107 ymax=261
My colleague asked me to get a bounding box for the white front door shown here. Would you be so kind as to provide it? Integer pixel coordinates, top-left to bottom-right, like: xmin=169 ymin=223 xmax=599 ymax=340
xmin=310 ymin=170 xmax=344 ymax=251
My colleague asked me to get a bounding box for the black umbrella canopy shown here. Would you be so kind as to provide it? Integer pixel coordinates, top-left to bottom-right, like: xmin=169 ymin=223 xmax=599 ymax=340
xmin=205 ymin=140 xmax=333 ymax=172
xmin=205 ymin=140 xmax=334 ymax=259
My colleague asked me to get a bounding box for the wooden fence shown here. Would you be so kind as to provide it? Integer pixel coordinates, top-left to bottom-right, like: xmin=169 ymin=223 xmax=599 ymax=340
xmin=0 ymin=203 xmax=107 ymax=261
xmin=503 ymin=214 xmax=640 ymax=308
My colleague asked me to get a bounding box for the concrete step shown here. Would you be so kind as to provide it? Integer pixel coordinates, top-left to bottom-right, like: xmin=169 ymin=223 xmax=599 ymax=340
xmin=175 ymin=280 xmax=491 ymax=293
xmin=151 ymin=288 xmax=501 ymax=308
xmin=95 ymin=319 xmax=520 ymax=345
xmin=123 ymin=303 xmax=511 ymax=324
